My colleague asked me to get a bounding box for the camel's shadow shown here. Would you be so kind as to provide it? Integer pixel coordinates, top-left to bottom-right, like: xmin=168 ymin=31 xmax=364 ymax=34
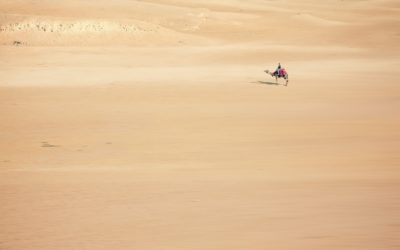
xmin=253 ymin=81 xmax=283 ymax=86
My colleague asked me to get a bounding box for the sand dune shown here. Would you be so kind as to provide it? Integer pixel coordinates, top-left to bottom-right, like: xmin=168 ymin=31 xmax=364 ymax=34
xmin=0 ymin=14 xmax=210 ymax=46
xmin=1 ymin=0 xmax=399 ymax=47
xmin=1 ymin=0 xmax=400 ymax=249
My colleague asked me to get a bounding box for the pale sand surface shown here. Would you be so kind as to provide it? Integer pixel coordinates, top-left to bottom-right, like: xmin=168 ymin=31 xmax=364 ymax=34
xmin=1 ymin=0 xmax=400 ymax=249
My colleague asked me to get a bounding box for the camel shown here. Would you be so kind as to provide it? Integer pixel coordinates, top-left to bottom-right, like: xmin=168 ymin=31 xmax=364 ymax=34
xmin=264 ymin=69 xmax=289 ymax=86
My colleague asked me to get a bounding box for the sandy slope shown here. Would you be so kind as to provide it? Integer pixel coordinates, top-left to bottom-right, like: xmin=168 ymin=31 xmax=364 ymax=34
xmin=1 ymin=0 xmax=400 ymax=249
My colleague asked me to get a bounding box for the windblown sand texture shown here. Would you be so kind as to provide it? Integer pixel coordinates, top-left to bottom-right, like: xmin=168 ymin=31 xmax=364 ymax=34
xmin=1 ymin=0 xmax=400 ymax=249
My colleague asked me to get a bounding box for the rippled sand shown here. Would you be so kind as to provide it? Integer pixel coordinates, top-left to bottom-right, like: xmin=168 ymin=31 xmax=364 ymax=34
xmin=1 ymin=1 xmax=399 ymax=249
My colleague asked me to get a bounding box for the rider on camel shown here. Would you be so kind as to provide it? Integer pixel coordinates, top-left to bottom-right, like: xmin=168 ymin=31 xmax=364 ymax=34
xmin=274 ymin=63 xmax=282 ymax=77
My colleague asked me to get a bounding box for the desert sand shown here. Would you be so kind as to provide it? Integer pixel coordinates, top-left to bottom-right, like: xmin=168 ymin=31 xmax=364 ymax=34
xmin=1 ymin=0 xmax=400 ymax=249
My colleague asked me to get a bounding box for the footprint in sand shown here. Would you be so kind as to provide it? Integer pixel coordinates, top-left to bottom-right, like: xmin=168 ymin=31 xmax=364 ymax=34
xmin=41 ymin=141 xmax=59 ymax=148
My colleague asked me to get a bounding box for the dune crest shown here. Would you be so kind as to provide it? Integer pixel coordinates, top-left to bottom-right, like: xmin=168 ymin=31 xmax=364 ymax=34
xmin=0 ymin=19 xmax=141 ymax=34
xmin=0 ymin=15 xmax=212 ymax=46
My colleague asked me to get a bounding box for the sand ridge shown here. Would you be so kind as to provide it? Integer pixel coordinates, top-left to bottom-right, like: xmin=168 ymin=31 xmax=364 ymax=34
xmin=1 ymin=0 xmax=399 ymax=48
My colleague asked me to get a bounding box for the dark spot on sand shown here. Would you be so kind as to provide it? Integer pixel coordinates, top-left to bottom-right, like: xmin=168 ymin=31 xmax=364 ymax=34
xmin=13 ymin=40 xmax=23 ymax=46
xmin=41 ymin=142 xmax=59 ymax=148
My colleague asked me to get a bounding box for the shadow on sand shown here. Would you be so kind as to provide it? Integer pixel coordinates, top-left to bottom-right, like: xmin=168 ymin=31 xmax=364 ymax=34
xmin=252 ymin=81 xmax=282 ymax=86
